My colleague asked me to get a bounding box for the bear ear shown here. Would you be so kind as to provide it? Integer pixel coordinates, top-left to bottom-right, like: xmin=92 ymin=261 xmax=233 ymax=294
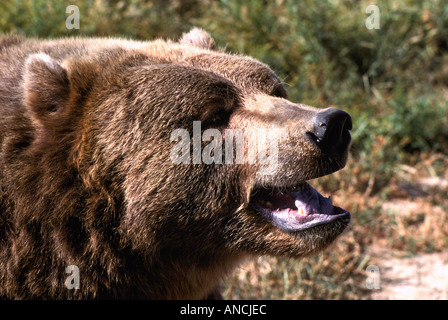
xmin=179 ymin=28 xmax=216 ymax=50
xmin=23 ymin=53 xmax=70 ymax=122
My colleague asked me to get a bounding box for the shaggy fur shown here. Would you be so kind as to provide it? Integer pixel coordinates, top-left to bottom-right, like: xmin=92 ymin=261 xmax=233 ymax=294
xmin=0 ymin=29 xmax=351 ymax=299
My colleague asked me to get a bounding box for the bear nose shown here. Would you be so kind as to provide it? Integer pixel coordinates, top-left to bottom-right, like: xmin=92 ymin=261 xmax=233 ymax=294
xmin=310 ymin=108 xmax=352 ymax=155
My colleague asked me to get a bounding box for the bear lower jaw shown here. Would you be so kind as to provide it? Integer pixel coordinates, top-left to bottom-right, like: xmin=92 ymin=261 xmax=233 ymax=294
xmin=249 ymin=182 xmax=351 ymax=233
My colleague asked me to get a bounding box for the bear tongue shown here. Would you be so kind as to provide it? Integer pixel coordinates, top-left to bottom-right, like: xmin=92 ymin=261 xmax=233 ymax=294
xmin=255 ymin=183 xmax=346 ymax=232
xmin=256 ymin=183 xmax=333 ymax=216
xmin=291 ymin=183 xmax=334 ymax=216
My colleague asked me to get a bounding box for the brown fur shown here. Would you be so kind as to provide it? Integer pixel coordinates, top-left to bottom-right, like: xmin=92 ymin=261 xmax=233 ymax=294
xmin=0 ymin=28 xmax=351 ymax=299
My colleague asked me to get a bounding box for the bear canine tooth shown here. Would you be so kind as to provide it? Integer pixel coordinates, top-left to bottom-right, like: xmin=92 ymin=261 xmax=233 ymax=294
xmin=294 ymin=200 xmax=301 ymax=210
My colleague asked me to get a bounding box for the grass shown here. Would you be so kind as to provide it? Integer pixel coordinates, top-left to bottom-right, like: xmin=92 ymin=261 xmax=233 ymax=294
xmin=223 ymin=230 xmax=370 ymax=299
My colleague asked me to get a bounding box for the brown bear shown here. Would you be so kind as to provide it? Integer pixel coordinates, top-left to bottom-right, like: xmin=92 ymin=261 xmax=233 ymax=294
xmin=0 ymin=28 xmax=352 ymax=299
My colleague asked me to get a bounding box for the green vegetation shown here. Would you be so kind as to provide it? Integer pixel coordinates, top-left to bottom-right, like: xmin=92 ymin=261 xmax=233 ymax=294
xmin=1 ymin=0 xmax=447 ymax=299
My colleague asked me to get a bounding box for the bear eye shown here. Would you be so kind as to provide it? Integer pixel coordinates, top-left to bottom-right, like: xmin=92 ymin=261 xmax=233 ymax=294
xmin=201 ymin=107 xmax=231 ymax=129
xmin=270 ymin=84 xmax=287 ymax=98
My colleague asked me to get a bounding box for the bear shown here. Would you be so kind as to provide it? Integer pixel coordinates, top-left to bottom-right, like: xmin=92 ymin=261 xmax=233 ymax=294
xmin=0 ymin=28 xmax=352 ymax=299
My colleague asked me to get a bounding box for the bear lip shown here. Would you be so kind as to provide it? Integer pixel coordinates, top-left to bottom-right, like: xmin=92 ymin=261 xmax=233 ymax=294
xmin=250 ymin=182 xmax=350 ymax=232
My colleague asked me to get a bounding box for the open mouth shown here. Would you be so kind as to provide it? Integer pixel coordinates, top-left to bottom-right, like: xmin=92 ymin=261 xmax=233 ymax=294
xmin=250 ymin=182 xmax=350 ymax=232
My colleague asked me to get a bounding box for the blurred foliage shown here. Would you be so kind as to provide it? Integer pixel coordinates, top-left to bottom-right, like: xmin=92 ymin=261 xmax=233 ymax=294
xmin=0 ymin=0 xmax=207 ymax=38
xmin=1 ymin=0 xmax=447 ymax=299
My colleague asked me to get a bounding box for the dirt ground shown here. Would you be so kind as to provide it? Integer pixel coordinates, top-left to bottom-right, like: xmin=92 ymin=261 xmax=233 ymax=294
xmin=368 ymin=247 xmax=448 ymax=300
xmin=367 ymin=173 xmax=448 ymax=300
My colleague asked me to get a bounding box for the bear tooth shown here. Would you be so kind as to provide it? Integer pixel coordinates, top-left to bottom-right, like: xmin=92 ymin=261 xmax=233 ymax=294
xmin=295 ymin=200 xmax=306 ymax=215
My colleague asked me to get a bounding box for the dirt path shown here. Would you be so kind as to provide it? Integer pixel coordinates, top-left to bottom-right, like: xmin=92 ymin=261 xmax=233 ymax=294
xmin=367 ymin=172 xmax=448 ymax=300
xmin=368 ymin=247 xmax=448 ymax=299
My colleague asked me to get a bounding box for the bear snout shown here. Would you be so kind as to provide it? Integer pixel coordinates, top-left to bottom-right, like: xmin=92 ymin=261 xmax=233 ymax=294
xmin=307 ymin=107 xmax=352 ymax=157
